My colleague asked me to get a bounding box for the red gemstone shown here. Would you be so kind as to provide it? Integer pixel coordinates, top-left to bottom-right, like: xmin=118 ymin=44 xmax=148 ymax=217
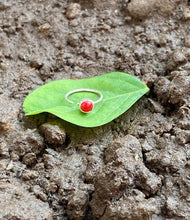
xmin=80 ymin=99 xmax=94 ymax=113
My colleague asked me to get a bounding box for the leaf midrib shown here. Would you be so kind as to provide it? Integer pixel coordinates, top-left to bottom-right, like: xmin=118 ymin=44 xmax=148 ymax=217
xmin=25 ymin=88 xmax=147 ymax=115
xmin=104 ymin=88 xmax=147 ymax=102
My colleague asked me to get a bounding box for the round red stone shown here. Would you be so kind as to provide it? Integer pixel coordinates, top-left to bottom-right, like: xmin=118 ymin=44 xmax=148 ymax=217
xmin=80 ymin=100 xmax=93 ymax=113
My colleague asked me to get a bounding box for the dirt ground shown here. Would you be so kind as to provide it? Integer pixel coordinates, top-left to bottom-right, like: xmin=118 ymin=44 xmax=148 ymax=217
xmin=0 ymin=0 xmax=190 ymax=219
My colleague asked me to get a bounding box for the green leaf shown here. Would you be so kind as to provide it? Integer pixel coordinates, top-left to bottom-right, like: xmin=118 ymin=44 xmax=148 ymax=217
xmin=23 ymin=72 xmax=149 ymax=127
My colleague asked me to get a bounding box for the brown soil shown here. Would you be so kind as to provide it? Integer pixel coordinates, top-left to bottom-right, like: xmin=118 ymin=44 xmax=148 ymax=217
xmin=0 ymin=0 xmax=190 ymax=219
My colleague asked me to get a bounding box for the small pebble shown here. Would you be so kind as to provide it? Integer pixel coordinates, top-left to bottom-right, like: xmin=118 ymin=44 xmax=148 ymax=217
xmin=71 ymin=71 xmax=84 ymax=79
xmin=38 ymin=23 xmax=51 ymax=32
xmin=127 ymin=0 xmax=154 ymax=19
xmin=22 ymin=153 xmax=37 ymax=166
xmin=183 ymin=7 xmax=190 ymax=20
xmin=0 ymin=61 xmax=7 ymax=70
xmin=6 ymin=161 xmax=14 ymax=170
xmin=66 ymin=3 xmax=81 ymax=20
xmin=125 ymin=16 xmax=132 ymax=22
xmin=40 ymin=123 xmax=66 ymax=146
xmin=67 ymin=33 xmax=79 ymax=47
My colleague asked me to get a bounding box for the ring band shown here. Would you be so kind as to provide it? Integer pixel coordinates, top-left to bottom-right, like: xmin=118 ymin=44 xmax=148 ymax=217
xmin=65 ymin=89 xmax=103 ymax=113
xmin=65 ymin=89 xmax=103 ymax=104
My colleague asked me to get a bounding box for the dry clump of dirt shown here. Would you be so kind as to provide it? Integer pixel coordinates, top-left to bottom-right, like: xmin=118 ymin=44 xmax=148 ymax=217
xmin=90 ymin=135 xmax=161 ymax=219
xmin=0 ymin=182 xmax=53 ymax=220
xmin=0 ymin=0 xmax=190 ymax=219
xmin=126 ymin=0 xmax=187 ymax=19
